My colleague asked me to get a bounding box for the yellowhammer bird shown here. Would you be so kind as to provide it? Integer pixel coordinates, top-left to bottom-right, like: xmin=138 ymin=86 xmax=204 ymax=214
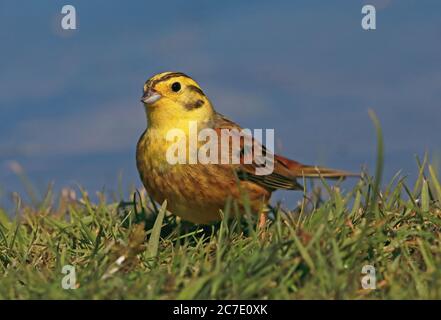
xmin=137 ymin=72 xmax=358 ymax=225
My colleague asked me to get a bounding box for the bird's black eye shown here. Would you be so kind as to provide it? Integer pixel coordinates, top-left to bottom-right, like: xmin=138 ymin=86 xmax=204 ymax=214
xmin=171 ymin=82 xmax=181 ymax=92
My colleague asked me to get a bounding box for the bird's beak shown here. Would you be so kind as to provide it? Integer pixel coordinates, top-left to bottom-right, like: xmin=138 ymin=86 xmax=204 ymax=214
xmin=141 ymin=89 xmax=162 ymax=105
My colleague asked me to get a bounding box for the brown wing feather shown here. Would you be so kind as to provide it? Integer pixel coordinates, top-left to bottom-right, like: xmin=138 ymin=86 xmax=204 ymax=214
xmin=213 ymin=113 xmax=359 ymax=191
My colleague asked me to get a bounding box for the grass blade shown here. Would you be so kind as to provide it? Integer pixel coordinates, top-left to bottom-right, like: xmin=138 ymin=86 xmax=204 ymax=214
xmin=368 ymin=109 xmax=384 ymax=219
xmin=146 ymin=200 xmax=167 ymax=258
xmin=428 ymin=165 xmax=441 ymax=201
xmin=421 ymin=179 xmax=429 ymax=213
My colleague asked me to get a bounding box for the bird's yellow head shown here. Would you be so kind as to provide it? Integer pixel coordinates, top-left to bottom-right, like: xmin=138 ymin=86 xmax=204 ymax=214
xmin=141 ymin=72 xmax=214 ymax=130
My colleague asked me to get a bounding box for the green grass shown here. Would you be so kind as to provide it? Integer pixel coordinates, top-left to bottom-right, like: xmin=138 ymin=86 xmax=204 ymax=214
xmin=1 ymin=115 xmax=441 ymax=299
xmin=1 ymin=163 xmax=441 ymax=299
xmin=1 ymin=161 xmax=440 ymax=299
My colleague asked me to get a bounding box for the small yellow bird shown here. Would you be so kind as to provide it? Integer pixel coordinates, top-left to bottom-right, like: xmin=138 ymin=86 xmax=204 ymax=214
xmin=137 ymin=72 xmax=358 ymax=225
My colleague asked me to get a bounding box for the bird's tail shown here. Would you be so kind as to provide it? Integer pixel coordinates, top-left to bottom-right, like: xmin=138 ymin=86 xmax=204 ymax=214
xmin=275 ymin=154 xmax=359 ymax=180
xmin=291 ymin=165 xmax=360 ymax=179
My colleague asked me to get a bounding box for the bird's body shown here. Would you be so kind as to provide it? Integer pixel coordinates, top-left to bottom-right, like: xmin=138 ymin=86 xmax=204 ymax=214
xmin=137 ymin=72 xmax=357 ymax=224
xmin=136 ymin=113 xmax=271 ymax=224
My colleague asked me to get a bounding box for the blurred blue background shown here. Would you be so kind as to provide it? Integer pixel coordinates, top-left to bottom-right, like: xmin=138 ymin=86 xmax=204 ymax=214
xmin=1 ymin=0 xmax=440 ymax=208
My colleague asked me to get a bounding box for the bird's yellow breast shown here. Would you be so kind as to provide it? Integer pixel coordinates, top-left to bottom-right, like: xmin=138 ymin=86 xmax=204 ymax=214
xmin=136 ymin=127 xmax=270 ymax=224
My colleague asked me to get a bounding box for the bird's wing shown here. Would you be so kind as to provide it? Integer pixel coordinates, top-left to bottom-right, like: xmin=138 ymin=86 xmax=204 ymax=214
xmin=213 ymin=112 xmax=358 ymax=191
